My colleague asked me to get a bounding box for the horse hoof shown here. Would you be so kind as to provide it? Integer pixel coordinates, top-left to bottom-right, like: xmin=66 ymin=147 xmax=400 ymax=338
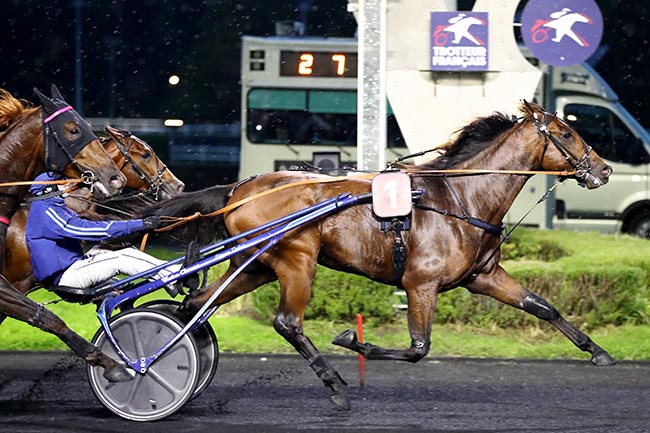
xmin=329 ymin=391 xmax=351 ymax=411
xmin=103 ymin=364 xmax=135 ymax=382
xmin=591 ymin=350 xmax=616 ymax=366
xmin=332 ymin=329 xmax=357 ymax=349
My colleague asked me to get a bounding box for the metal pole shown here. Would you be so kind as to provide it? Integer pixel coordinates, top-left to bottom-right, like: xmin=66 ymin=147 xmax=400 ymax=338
xmin=73 ymin=0 xmax=84 ymax=114
xmin=356 ymin=0 xmax=386 ymax=171
xmin=544 ymin=65 xmax=555 ymax=229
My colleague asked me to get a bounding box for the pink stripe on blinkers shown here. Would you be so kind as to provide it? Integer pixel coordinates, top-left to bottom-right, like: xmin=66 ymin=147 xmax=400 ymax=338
xmin=43 ymin=106 xmax=73 ymax=123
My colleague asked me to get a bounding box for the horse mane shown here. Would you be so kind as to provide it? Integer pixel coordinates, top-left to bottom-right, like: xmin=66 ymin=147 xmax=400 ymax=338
xmin=413 ymin=110 xmax=519 ymax=170
xmin=0 ymin=89 xmax=39 ymax=131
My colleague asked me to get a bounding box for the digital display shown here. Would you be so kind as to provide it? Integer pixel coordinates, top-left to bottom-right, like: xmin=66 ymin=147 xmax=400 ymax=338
xmin=280 ymin=51 xmax=358 ymax=77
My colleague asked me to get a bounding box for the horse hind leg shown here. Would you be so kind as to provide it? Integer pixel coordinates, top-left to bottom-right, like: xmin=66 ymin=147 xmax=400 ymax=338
xmin=182 ymin=252 xmax=351 ymax=410
xmin=466 ymin=265 xmax=615 ymax=366
xmin=0 ymin=277 xmax=132 ymax=382
xmin=274 ymin=310 xmax=350 ymax=410
xmin=271 ymin=253 xmax=351 ymax=410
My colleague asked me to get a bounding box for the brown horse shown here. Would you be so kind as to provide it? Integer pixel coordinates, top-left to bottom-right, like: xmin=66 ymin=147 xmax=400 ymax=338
xmin=0 ymin=86 xmax=138 ymax=383
xmin=0 ymin=86 xmax=126 ymax=265
xmin=3 ymin=127 xmax=185 ymax=292
xmin=102 ymin=125 xmax=185 ymax=202
xmin=149 ymin=101 xmax=614 ymax=410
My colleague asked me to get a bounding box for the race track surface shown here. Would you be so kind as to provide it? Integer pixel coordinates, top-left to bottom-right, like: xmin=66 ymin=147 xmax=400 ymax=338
xmin=0 ymin=351 xmax=649 ymax=432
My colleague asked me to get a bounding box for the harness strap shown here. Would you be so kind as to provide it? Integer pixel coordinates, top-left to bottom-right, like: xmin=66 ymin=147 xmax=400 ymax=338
xmin=0 ymin=216 xmax=9 ymax=226
xmin=414 ymin=202 xmax=504 ymax=236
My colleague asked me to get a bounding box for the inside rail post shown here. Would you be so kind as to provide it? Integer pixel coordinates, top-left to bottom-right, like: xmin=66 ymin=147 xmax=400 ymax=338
xmin=357 ymin=313 xmax=365 ymax=386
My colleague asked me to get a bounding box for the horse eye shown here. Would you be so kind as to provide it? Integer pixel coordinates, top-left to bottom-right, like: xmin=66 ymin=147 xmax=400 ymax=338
xmin=142 ymin=151 xmax=151 ymax=159
xmin=562 ymin=132 xmax=572 ymax=139
xmin=70 ymin=127 xmax=80 ymax=135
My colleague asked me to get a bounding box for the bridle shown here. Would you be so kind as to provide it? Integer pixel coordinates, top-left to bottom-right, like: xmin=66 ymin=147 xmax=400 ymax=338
xmin=108 ymin=132 xmax=168 ymax=200
xmin=529 ymin=112 xmax=597 ymax=186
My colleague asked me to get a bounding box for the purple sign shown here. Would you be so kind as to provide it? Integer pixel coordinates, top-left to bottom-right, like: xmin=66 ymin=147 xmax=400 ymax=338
xmin=521 ymin=0 xmax=603 ymax=67
xmin=430 ymin=12 xmax=488 ymax=71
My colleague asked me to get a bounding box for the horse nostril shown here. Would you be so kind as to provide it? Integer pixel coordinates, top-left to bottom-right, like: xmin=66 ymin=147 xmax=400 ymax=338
xmin=602 ymin=165 xmax=613 ymax=178
xmin=110 ymin=175 xmax=124 ymax=188
xmin=177 ymin=182 xmax=186 ymax=193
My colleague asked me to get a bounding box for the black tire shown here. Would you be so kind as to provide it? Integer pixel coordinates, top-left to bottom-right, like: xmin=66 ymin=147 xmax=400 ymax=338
xmin=626 ymin=210 xmax=650 ymax=239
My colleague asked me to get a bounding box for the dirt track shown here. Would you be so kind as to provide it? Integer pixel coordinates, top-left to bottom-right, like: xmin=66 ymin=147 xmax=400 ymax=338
xmin=0 ymin=351 xmax=649 ymax=432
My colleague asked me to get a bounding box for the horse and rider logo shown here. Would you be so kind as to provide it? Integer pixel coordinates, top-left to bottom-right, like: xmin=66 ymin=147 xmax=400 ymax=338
xmin=430 ymin=11 xmax=488 ymax=71
xmin=521 ymin=0 xmax=603 ymax=66
xmin=433 ymin=13 xmax=486 ymax=47
xmin=530 ymin=8 xmax=592 ymax=46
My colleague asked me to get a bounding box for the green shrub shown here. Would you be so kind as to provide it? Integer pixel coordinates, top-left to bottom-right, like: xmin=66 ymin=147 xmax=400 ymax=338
xmin=249 ymin=229 xmax=650 ymax=329
xmin=501 ymin=230 xmax=566 ymax=261
xmin=251 ymin=267 xmax=398 ymax=324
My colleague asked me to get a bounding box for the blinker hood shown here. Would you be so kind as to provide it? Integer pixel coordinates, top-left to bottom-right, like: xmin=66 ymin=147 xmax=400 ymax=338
xmin=33 ymin=85 xmax=98 ymax=172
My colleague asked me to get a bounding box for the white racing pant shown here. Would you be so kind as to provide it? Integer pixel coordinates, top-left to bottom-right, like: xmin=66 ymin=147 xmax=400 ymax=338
xmin=58 ymin=245 xmax=181 ymax=288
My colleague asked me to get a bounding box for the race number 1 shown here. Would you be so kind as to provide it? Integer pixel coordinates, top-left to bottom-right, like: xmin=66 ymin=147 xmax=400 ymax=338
xmin=372 ymin=171 xmax=412 ymax=218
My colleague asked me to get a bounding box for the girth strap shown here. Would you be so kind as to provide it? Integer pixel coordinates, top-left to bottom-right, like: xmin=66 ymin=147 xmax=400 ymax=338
xmin=381 ymin=218 xmax=410 ymax=286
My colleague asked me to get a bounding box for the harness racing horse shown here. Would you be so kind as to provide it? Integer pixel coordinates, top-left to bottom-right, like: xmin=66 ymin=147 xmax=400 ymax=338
xmin=3 ymin=126 xmax=185 ymax=292
xmin=101 ymin=125 xmax=185 ymax=202
xmin=150 ymin=101 xmax=614 ymax=410
xmin=0 ymin=87 xmax=132 ymax=383
xmin=0 ymin=86 xmax=126 ymax=266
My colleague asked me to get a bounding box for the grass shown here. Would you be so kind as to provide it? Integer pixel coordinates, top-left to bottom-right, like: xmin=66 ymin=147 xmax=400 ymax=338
xmin=3 ymin=230 xmax=650 ymax=361
xmin=1 ymin=290 xmax=650 ymax=361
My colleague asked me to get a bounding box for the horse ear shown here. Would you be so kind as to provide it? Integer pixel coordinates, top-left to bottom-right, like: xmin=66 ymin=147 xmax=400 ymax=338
xmin=522 ymin=99 xmax=533 ymax=114
xmin=50 ymin=84 xmax=67 ymax=103
xmin=33 ymin=87 xmax=58 ymax=113
xmin=522 ymin=99 xmax=541 ymax=119
xmin=105 ymin=124 xmax=126 ymax=141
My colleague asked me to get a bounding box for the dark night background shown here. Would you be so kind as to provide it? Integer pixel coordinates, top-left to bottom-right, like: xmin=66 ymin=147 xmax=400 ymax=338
xmin=0 ymin=1 xmax=648 ymax=130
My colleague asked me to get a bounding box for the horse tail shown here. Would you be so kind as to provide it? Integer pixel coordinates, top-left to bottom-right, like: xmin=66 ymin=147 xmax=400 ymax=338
xmin=141 ymin=183 xmax=236 ymax=246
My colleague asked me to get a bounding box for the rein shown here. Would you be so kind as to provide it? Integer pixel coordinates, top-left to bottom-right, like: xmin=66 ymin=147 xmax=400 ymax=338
xmin=153 ymin=166 xmax=572 ymax=233
xmin=155 ymin=173 xmax=378 ymax=232
xmin=0 ymin=177 xmax=88 ymax=188
xmin=403 ymin=168 xmax=576 ymax=176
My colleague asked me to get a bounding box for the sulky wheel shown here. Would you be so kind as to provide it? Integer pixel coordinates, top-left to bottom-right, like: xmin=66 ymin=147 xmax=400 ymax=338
xmin=138 ymin=299 xmax=219 ymax=400
xmin=87 ymin=309 xmax=200 ymax=422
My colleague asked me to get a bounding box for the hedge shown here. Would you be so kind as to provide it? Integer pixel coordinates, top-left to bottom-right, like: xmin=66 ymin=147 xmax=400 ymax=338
xmin=246 ymin=228 xmax=650 ymax=329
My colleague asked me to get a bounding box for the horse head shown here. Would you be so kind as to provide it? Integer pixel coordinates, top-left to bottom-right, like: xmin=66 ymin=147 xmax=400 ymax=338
xmin=33 ymin=85 xmax=125 ymax=199
xmin=522 ymin=100 xmax=612 ymax=189
xmin=104 ymin=125 xmax=185 ymax=200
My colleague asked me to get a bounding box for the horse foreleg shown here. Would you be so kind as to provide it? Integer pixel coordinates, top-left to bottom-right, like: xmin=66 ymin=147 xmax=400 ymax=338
xmin=333 ymin=285 xmax=437 ymax=362
xmin=466 ymin=265 xmax=615 ymax=366
xmin=0 ymin=277 xmax=132 ymax=382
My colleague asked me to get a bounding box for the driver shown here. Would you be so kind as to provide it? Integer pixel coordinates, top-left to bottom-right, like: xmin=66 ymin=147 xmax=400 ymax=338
xmin=26 ymin=172 xmax=181 ymax=295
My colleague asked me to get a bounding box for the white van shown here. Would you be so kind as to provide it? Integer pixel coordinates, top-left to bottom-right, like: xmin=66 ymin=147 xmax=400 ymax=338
xmin=505 ymin=56 xmax=650 ymax=237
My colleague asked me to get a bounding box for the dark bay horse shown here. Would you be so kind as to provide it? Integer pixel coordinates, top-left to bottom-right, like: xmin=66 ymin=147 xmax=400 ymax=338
xmin=4 ymin=126 xmax=185 ymax=292
xmin=0 ymin=86 xmax=126 ymax=264
xmin=149 ymin=101 xmax=613 ymax=409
